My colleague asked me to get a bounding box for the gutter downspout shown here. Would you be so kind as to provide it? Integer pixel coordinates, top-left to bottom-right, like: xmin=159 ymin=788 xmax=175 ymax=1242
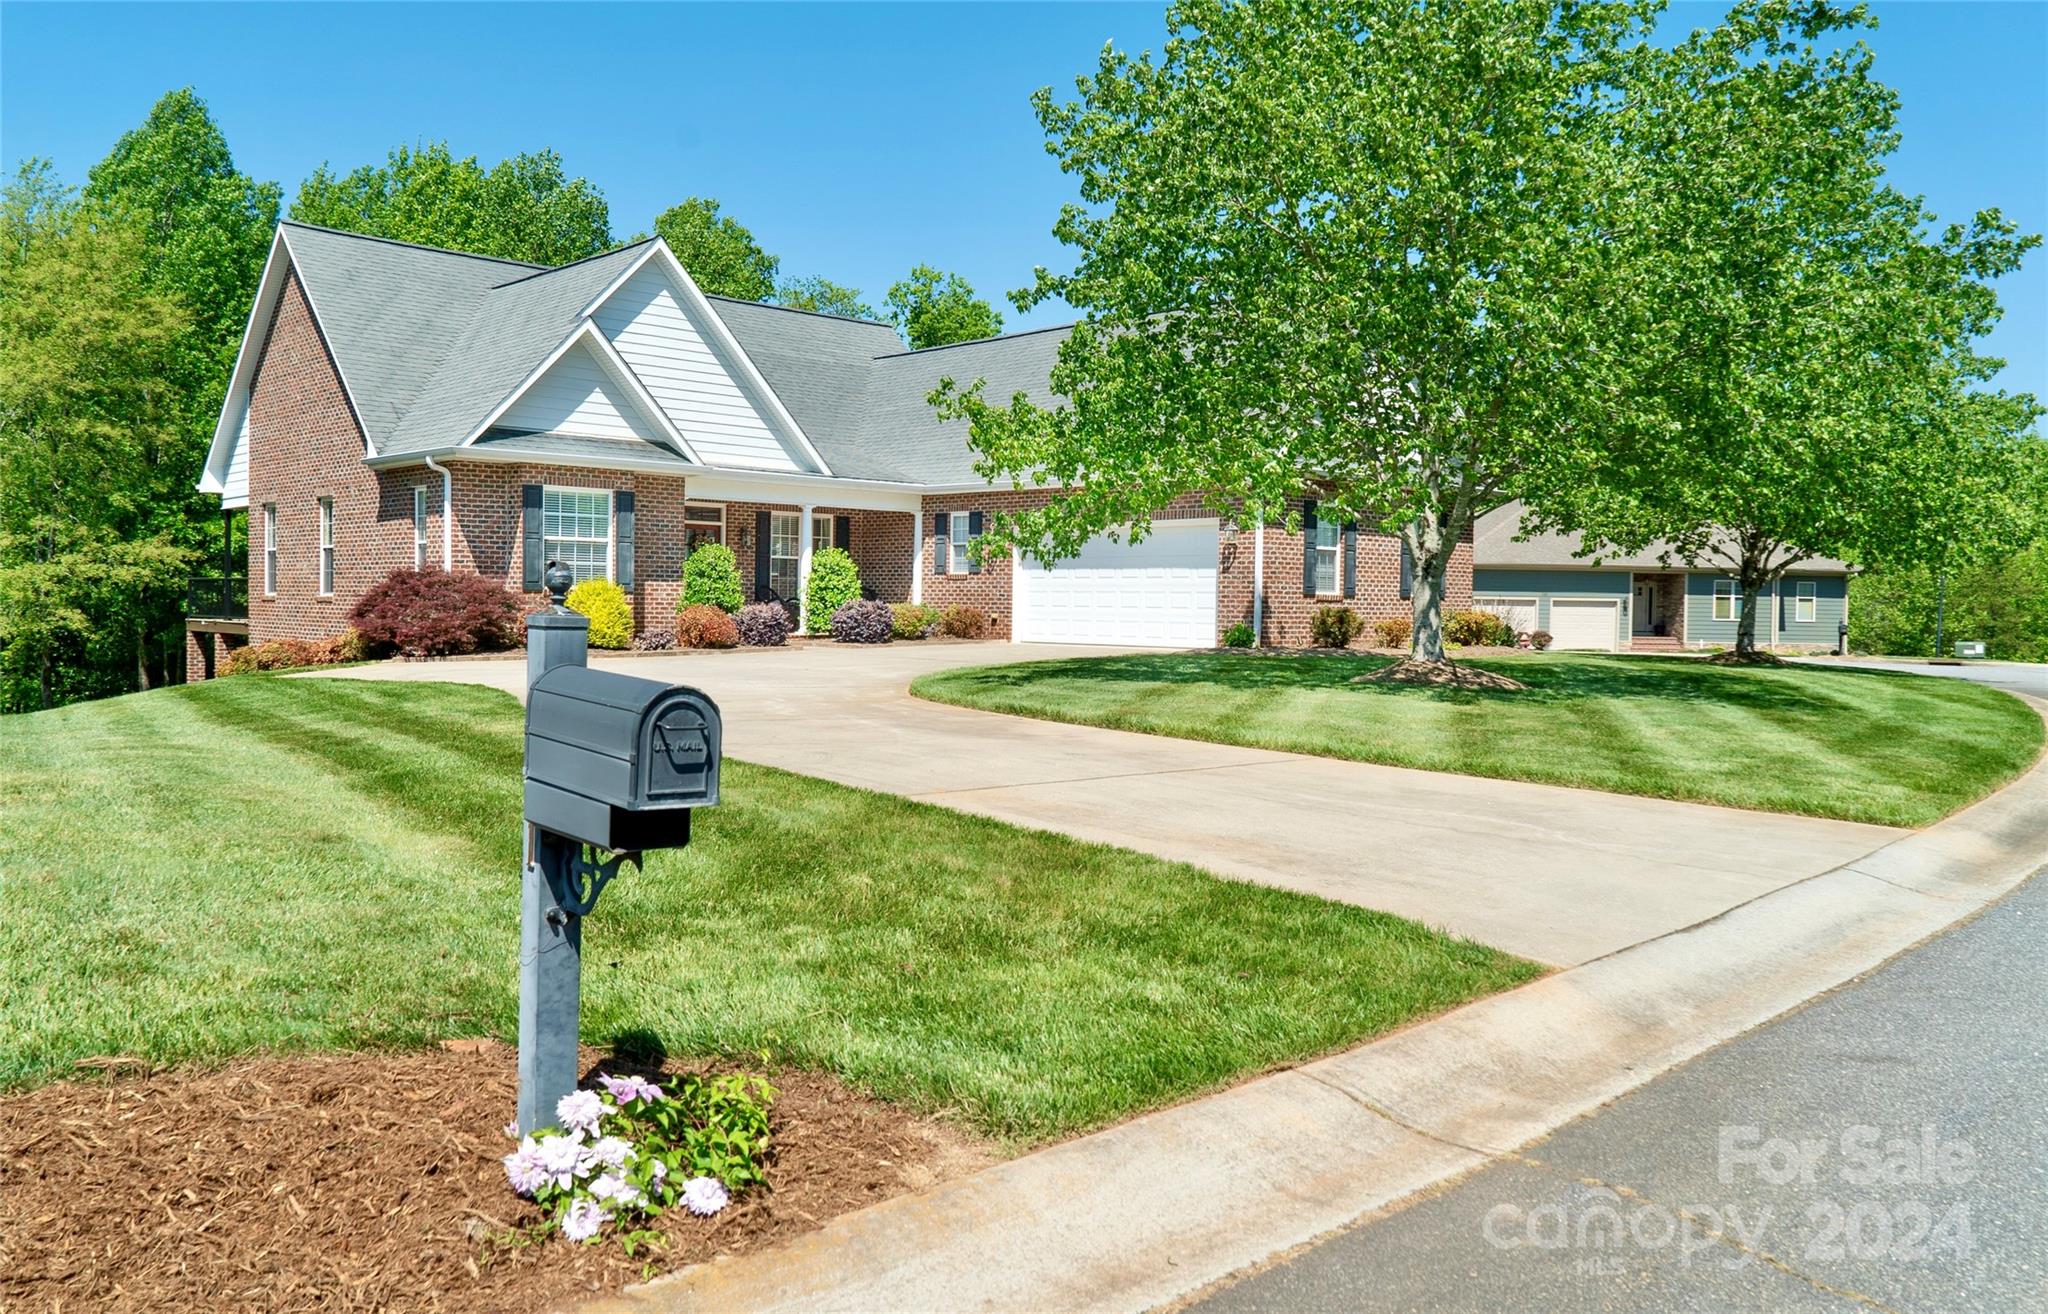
xmin=423 ymin=455 xmax=454 ymax=569
xmin=1251 ymin=510 xmax=1265 ymax=647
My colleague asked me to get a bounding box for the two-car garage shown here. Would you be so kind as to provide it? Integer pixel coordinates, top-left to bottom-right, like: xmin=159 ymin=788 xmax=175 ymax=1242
xmin=1012 ymin=518 xmax=1219 ymax=648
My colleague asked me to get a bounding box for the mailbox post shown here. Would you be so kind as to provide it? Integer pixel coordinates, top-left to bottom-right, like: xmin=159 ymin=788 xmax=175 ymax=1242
xmin=517 ymin=562 xmax=721 ymax=1135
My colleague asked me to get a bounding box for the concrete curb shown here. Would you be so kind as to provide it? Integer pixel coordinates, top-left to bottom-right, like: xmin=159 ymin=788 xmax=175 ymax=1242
xmin=592 ymin=698 xmax=2048 ymax=1314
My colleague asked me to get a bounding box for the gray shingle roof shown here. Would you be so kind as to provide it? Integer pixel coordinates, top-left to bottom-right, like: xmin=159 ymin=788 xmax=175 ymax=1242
xmin=1475 ymin=501 xmax=1852 ymax=573
xmin=278 ymin=223 xmax=1069 ymax=487
xmin=472 ymin=428 xmax=691 ymax=470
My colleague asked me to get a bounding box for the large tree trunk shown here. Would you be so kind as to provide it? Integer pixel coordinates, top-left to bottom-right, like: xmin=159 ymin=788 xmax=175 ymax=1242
xmin=1733 ymin=540 xmax=1776 ymax=660
xmin=1405 ymin=516 xmax=1454 ymax=665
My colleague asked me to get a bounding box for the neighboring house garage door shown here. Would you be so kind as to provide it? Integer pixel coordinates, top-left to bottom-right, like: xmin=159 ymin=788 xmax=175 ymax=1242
xmin=1548 ymin=598 xmax=1619 ymax=651
xmin=1014 ymin=519 xmax=1219 ymax=648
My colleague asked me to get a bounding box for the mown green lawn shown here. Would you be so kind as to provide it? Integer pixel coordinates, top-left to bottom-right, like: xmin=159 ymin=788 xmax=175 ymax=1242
xmin=0 ymin=677 xmax=1536 ymax=1144
xmin=911 ymin=653 xmax=2042 ymax=828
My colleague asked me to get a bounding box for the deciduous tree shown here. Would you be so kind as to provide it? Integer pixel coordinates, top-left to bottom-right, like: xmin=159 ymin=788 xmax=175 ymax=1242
xmin=887 ymin=264 xmax=1002 ymax=349
xmin=292 ymin=142 xmax=612 ymax=266
xmin=932 ymin=0 xmax=1654 ymax=668
xmin=652 ymin=197 xmax=778 ymax=300
xmin=774 ymin=274 xmax=877 ymax=320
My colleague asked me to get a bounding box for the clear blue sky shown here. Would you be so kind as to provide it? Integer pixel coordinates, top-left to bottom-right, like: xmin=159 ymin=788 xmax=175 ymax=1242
xmin=3 ymin=1 xmax=2041 ymax=395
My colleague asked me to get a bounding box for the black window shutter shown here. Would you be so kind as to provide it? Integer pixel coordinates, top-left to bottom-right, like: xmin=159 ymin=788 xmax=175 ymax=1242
xmin=754 ymin=510 xmax=771 ymax=599
xmin=834 ymin=515 xmax=851 ymax=550
xmin=967 ymin=511 xmax=985 ymax=575
xmin=1342 ymin=521 xmax=1358 ymax=598
xmin=1301 ymin=500 xmax=1319 ymax=596
xmin=933 ymin=511 xmax=949 ymax=576
xmin=614 ymin=490 xmax=635 ymax=590
xmin=521 ymin=485 xmax=543 ymax=590
xmin=1399 ymin=541 xmax=1413 ymax=600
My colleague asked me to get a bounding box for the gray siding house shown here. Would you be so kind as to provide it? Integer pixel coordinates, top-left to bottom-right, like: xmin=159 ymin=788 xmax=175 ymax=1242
xmin=1472 ymin=502 xmax=1850 ymax=653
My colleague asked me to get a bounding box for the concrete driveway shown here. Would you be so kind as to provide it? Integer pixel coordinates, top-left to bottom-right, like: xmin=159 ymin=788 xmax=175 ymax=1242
xmin=321 ymin=642 xmax=1899 ymax=966
xmin=1793 ymin=654 xmax=2048 ymax=696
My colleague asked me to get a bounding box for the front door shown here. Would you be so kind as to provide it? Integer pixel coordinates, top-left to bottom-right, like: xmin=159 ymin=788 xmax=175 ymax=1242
xmin=1632 ymin=581 xmax=1655 ymax=634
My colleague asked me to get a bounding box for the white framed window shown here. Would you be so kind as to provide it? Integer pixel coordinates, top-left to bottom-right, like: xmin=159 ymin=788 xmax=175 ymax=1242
xmin=948 ymin=511 xmax=974 ymax=574
xmin=1712 ymin=578 xmax=1738 ymax=622
xmin=813 ymin=513 xmax=834 ymax=553
xmin=542 ymin=486 xmax=611 ymax=584
xmin=1312 ymin=520 xmax=1341 ymax=595
xmin=768 ymin=510 xmax=800 ymax=598
xmin=1794 ymin=579 xmax=1816 ymax=624
xmin=413 ymin=486 xmax=429 ymax=568
xmin=262 ymin=504 xmax=277 ymax=595
xmin=684 ymin=501 xmax=725 ymax=554
xmin=317 ymin=497 xmax=335 ymax=596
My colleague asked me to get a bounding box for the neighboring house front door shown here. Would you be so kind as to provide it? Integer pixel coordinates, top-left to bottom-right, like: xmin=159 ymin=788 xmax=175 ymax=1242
xmin=1632 ymin=581 xmax=1655 ymax=634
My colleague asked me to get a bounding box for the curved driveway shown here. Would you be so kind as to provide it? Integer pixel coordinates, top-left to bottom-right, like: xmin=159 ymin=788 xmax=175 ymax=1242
xmin=320 ymin=642 xmax=1899 ymax=965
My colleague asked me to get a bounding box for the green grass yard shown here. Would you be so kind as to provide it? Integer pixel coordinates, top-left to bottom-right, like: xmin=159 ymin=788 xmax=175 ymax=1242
xmin=911 ymin=653 xmax=2042 ymax=828
xmin=0 ymin=677 xmax=1537 ymax=1144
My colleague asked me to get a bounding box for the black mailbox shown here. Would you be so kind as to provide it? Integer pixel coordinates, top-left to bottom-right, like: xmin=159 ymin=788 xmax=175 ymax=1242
xmin=525 ymin=665 xmax=721 ymax=852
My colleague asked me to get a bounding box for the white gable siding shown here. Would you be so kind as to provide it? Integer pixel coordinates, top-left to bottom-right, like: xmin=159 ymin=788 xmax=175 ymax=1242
xmin=497 ymin=338 xmax=664 ymax=442
xmin=222 ymin=393 xmax=251 ymax=507
xmin=593 ymin=264 xmax=812 ymax=472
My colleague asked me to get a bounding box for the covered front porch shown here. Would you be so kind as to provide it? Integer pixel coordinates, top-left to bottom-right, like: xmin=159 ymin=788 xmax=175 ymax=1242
xmin=679 ymin=473 xmax=923 ymax=631
xmin=1629 ymin=571 xmax=1686 ymax=651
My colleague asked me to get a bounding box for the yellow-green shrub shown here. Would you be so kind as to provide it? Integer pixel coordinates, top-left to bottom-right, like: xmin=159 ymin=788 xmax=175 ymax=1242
xmin=566 ymin=578 xmax=635 ymax=649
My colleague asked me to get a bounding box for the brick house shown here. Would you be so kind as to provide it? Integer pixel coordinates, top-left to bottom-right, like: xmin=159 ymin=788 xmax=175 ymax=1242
xmin=188 ymin=224 xmax=1470 ymax=675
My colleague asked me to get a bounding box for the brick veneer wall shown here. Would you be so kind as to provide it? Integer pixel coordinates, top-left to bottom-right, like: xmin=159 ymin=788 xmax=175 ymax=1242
xmin=916 ymin=489 xmax=1472 ymax=647
xmin=242 ymin=271 xmax=424 ymax=646
xmin=453 ymin=463 xmax=688 ymax=632
xmin=719 ymin=502 xmax=918 ymax=611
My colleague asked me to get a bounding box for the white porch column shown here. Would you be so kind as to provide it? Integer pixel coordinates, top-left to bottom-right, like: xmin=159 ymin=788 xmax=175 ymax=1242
xmin=797 ymin=502 xmax=817 ymax=632
xmin=911 ymin=510 xmax=924 ymax=605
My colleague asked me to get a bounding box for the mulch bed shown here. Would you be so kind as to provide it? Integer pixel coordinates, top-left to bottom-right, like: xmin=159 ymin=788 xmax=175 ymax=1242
xmin=0 ymin=1043 xmax=992 ymax=1313
xmin=1352 ymin=658 xmax=1529 ymax=690
xmin=1703 ymin=649 xmax=1789 ymax=666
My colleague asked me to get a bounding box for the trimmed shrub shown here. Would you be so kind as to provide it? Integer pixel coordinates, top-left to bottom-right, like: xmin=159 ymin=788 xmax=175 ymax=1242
xmin=803 ymin=547 xmax=861 ymax=634
xmin=737 ymin=602 xmax=791 ymax=647
xmin=1530 ymin=630 xmax=1554 ymax=651
xmin=632 ymin=629 xmax=677 ymax=651
xmin=939 ymin=605 xmax=990 ymax=639
xmin=1309 ymin=605 xmax=1363 ymax=648
xmin=1445 ymin=609 xmax=1511 ymax=646
xmin=831 ymin=599 xmax=893 ymax=644
xmin=1223 ymin=621 xmax=1256 ymax=648
xmin=566 ymin=579 xmax=635 ymax=649
xmin=349 ymin=567 xmax=520 ymax=657
xmin=890 ymin=602 xmax=940 ymax=639
xmin=676 ymin=603 xmax=740 ymax=649
xmin=1371 ymin=615 xmax=1412 ymax=649
xmin=681 ymin=543 xmax=744 ymax=613
xmin=222 ymin=632 xmax=365 ymax=676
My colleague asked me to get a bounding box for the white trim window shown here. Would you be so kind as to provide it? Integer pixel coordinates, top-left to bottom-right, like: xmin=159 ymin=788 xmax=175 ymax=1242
xmin=768 ymin=510 xmax=801 ymax=598
xmin=413 ymin=486 xmax=429 ymax=568
xmin=317 ymin=497 xmax=335 ymax=596
xmin=1712 ymin=578 xmax=1738 ymax=622
xmin=542 ymin=486 xmax=612 ymax=584
xmin=948 ymin=511 xmax=974 ymax=574
xmin=813 ymin=512 xmax=834 ymax=552
xmin=1794 ymin=579 xmax=1817 ymax=624
xmin=1312 ymin=520 xmax=1341 ymax=595
xmin=262 ymin=503 xmax=277 ymax=596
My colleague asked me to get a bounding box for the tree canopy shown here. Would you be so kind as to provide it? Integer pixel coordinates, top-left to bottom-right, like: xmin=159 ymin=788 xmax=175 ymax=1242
xmin=934 ymin=0 xmax=1652 ymax=665
xmin=887 ymin=264 xmax=1003 ymax=349
xmin=652 ymin=196 xmax=779 ymax=300
xmin=1520 ymin=1 xmax=2042 ymax=656
xmin=774 ymin=274 xmax=878 ymax=321
xmin=291 ymin=142 xmax=612 ymax=266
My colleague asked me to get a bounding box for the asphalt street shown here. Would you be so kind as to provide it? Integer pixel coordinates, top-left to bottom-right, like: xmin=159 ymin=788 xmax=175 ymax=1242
xmin=1192 ymin=869 xmax=2048 ymax=1314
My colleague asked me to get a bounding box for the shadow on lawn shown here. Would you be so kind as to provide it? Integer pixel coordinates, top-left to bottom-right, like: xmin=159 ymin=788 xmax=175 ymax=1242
xmin=960 ymin=651 xmax=1862 ymax=714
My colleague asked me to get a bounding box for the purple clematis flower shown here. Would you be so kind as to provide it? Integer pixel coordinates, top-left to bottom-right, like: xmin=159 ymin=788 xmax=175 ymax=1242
xmin=502 ymin=1137 xmax=547 ymax=1196
xmin=556 ymin=1089 xmax=606 ymax=1135
xmin=598 ymin=1073 xmax=665 ymax=1105
xmin=681 ymin=1176 xmax=730 ymax=1217
xmin=559 ymin=1198 xmax=607 ymax=1243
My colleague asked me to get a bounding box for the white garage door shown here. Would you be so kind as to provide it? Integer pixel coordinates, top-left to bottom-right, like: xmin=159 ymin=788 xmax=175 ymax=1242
xmin=1014 ymin=519 xmax=1219 ymax=648
xmin=1473 ymin=596 xmax=1538 ymax=638
xmin=1548 ymin=598 xmax=1619 ymax=651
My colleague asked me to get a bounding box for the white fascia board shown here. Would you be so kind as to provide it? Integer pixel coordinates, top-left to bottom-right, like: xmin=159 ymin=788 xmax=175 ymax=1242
xmin=198 ymin=229 xmax=292 ymax=494
xmin=581 ymin=324 xmax=703 ymax=462
xmin=588 ymin=240 xmax=838 ymax=478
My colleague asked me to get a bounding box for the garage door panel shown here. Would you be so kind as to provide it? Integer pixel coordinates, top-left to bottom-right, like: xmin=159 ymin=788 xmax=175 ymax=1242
xmin=1548 ymin=598 xmax=1618 ymax=651
xmin=1016 ymin=520 xmax=1219 ymax=648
